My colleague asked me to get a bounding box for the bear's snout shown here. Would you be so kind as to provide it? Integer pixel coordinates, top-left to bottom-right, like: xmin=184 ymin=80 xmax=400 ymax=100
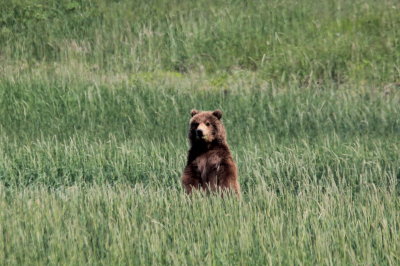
xmin=194 ymin=123 xmax=211 ymax=141
xmin=195 ymin=129 xmax=203 ymax=138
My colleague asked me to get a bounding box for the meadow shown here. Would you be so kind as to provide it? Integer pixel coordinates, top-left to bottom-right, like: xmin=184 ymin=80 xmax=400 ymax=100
xmin=0 ymin=0 xmax=399 ymax=264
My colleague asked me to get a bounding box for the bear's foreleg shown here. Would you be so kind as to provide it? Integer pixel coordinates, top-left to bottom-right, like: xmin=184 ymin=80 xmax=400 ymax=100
xmin=217 ymin=161 xmax=241 ymax=197
xmin=181 ymin=167 xmax=202 ymax=194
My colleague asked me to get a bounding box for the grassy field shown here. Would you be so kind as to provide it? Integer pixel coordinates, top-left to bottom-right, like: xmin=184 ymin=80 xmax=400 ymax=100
xmin=1 ymin=0 xmax=399 ymax=265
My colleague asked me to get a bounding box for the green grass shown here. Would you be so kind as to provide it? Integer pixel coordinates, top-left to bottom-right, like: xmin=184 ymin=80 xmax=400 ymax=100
xmin=1 ymin=0 xmax=399 ymax=83
xmin=0 ymin=0 xmax=400 ymax=265
xmin=1 ymin=185 xmax=398 ymax=265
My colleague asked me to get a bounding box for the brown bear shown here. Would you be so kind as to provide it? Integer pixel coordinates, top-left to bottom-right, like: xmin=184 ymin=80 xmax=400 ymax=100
xmin=181 ymin=109 xmax=240 ymax=196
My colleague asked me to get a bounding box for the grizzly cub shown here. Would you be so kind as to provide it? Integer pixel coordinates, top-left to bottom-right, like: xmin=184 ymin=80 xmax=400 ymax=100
xmin=181 ymin=109 xmax=240 ymax=196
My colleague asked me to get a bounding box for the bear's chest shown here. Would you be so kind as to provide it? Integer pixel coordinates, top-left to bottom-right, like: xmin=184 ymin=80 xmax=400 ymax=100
xmin=193 ymin=153 xmax=221 ymax=182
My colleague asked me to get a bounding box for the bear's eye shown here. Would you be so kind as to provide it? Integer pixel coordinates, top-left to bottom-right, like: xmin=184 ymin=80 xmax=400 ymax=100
xmin=191 ymin=122 xmax=199 ymax=128
xmin=206 ymin=122 xmax=210 ymax=126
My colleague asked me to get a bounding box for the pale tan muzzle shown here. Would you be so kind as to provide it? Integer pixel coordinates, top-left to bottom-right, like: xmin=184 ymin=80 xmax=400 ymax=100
xmin=196 ymin=123 xmax=211 ymax=141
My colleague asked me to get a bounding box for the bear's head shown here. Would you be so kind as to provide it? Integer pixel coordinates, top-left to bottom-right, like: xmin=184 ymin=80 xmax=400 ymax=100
xmin=188 ymin=109 xmax=226 ymax=145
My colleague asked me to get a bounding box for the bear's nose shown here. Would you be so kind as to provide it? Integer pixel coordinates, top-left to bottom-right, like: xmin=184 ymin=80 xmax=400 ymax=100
xmin=195 ymin=129 xmax=203 ymax=137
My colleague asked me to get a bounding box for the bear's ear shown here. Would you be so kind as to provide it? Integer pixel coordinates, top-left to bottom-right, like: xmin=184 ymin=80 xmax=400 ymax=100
xmin=190 ymin=109 xmax=199 ymax=117
xmin=212 ymin=109 xmax=223 ymax=120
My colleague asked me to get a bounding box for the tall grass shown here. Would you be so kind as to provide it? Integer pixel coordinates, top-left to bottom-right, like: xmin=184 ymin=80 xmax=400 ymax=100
xmin=0 ymin=80 xmax=399 ymax=189
xmin=0 ymin=185 xmax=399 ymax=265
xmin=0 ymin=0 xmax=399 ymax=264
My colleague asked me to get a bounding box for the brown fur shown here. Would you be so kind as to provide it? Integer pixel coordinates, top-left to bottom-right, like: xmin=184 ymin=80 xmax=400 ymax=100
xmin=181 ymin=109 xmax=240 ymax=197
